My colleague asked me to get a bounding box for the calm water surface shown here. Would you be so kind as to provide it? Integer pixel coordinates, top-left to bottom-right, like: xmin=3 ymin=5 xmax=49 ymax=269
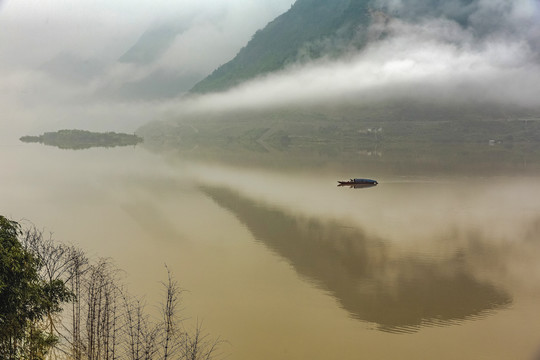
xmin=2 ymin=135 xmax=540 ymax=360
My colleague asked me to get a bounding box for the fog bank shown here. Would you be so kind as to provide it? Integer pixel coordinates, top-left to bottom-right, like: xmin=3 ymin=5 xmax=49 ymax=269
xmin=180 ymin=0 xmax=540 ymax=114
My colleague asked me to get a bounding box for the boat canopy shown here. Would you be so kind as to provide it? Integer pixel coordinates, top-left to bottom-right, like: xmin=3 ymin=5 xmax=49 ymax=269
xmin=352 ymin=178 xmax=377 ymax=184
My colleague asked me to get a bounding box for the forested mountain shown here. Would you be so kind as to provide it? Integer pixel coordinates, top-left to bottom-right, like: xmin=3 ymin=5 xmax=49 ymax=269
xmin=189 ymin=0 xmax=486 ymax=93
xmin=190 ymin=0 xmax=372 ymax=93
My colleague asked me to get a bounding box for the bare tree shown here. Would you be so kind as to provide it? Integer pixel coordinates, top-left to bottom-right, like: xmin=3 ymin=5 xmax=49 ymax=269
xmin=66 ymin=247 xmax=89 ymax=360
xmin=161 ymin=265 xmax=183 ymax=360
xmin=182 ymin=320 xmax=222 ymax=360
xmin=15 ymin=222 xmax=223 ymax=360
xmin=21 ymin=227 xmax=75 ymax=335
xmin=82 ymin=259 xmax=123 ymax=360
xmin=159 ymin=267 xmax=223 ymax=360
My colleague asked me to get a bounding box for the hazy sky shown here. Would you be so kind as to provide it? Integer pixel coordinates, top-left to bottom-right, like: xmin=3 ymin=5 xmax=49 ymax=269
xmin=0 ymin=0 xmax=294 ymax=65
xmin=0 ymin=0 xmax=294 ymax=133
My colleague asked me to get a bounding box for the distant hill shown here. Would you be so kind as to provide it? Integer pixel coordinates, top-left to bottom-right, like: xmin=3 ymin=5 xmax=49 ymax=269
xmin=20 ymin=130 xmax=143 ymax=150
xmin=119 ymin=22 xmax=186 ymax=65
xmin=136 ymin=103 xmax=540 ymax=175
xmin=189 ymin=0 xmax=487 ymax=93
xmin=190 ymin=0 xmax=372 ymax=93
xmin=40 ymin=53 xmax=106 ymax=83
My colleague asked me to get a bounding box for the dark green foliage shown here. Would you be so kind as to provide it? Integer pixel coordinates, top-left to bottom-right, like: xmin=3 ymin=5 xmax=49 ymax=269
xmin=190 ymin=0 xmax=372 ymax=93
xmin=378 ymin=0 xmax=478 ymax=26
xmin=189 ymin=0 xmax=511 ymax=93
xmin=0 ymin=216 xmax=72 ymax=360
xmin=20 ymin=129 xmax=143 ymax=150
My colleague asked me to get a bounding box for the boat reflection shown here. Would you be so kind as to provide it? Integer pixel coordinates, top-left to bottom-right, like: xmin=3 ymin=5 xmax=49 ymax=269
xmin=201 ymin=185 xmax=512 ymax=333
xmin=337 ymin=183 xmax=378 ymax=189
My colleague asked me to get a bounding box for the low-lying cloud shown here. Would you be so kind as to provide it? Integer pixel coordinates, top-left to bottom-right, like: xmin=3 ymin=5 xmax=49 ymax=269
xmin=180 ymin=0 xmax=540 ymax=113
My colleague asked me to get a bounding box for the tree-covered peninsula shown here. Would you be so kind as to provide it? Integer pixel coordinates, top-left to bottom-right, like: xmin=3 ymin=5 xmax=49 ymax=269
xmin=20 ymin=130 xmax=143 ymax=150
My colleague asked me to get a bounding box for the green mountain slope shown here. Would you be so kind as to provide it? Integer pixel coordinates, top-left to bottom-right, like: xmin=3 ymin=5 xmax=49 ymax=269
xmin=188 ymin=0 xmax=500 ymax=94
xmin=190 ymin=0 xmax=372 ymax=93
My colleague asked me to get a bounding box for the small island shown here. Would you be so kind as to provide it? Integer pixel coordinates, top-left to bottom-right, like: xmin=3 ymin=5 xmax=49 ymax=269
xmin=20 ymin=129 xmax=143 ymax=150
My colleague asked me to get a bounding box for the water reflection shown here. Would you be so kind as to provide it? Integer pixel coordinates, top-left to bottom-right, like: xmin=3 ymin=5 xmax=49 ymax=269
xmin=139 ymin=117 xmax=540 ymax=177
xmin=201 ymin=185 xmax=512 ymax=333
xmin=20 ymin=130 xmax=143 ymax=150
xmin=337 ymin=183 xmax=378 ymax=189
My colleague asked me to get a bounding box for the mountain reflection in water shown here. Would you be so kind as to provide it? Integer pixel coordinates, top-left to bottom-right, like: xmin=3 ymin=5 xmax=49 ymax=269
xmin=201 ymin=186 xmax=511 ymax=333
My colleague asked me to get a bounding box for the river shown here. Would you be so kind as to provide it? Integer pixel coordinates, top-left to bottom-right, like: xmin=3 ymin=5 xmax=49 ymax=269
xmin=2 ymin=131 xmax=540 ymax=360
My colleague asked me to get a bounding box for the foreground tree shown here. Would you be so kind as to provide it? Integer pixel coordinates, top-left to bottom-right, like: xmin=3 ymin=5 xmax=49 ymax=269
xmin=2 ymin=215 xmax=222 ymax=359
xmin=0 ymin=216 xmax=72 ymax=360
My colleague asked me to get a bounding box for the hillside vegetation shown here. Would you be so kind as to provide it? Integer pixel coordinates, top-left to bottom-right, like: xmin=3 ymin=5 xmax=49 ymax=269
xmin=190 ymin=0 xmax=371 ymax=93
xmin=189 ymin=0 xmax=482 ymax=93
xmin=20 ymin=130 xmax=143 ymax=150
xmin=137 ymin=103 xmax=540 ymax=175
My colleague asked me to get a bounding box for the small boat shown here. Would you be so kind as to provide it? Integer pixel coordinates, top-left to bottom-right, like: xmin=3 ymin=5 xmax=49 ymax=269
xmin=338 ymin=178 xmax=378 ymax=186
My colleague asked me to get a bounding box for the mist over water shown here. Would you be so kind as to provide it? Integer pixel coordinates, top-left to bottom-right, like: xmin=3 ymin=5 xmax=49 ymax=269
xmin=2 ymin=140 xmax=540 ymax=359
